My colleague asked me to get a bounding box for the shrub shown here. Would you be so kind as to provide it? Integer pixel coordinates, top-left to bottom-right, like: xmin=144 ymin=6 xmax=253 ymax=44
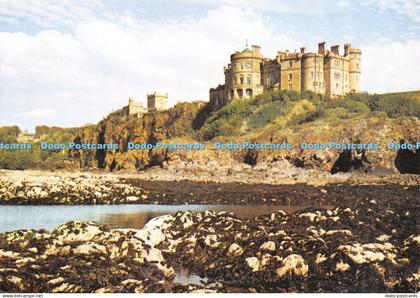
xmin=247 ymin=101 xmax=291 ymax=130
xmin=0 ymin=151 xmax=35 ymax=170
xmin=343 ymin=91 xmax=420 ymax=118
xmin=339 ymin=100 xmax=370 ymax=114
xmin=285 ymin=100 xmax=318 ymax=126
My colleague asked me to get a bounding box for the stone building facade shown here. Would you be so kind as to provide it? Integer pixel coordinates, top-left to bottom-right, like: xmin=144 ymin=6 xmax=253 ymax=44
xmin=111 ymin=97 xmax=147 ymax=118
xmin=109 ymin=93 xmax=168 ymax=118
xmin=147 ymin=92 xmax=168 ymax=112
xmin=210 ymin=42 xmax=361 ymax=110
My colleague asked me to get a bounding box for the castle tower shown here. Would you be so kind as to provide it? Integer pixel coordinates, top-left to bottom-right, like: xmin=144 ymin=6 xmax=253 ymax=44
xmin=226 ymin=45 xmax=264 ymax=100
xmin=147 ymin=92 xmax=168 ymax=112
xmin=346 ymin=43 xmax=361 ymax=92
xmin=127 ymin=97 xmax=146 ymax=115
xmin=302 ymin=52 xmax=325 ymax=94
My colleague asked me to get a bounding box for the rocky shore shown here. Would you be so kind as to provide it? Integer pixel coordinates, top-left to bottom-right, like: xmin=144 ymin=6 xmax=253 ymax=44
xmin=0 ymin=195 xmax=419 ymax=293
xmin=0 ymin=170 xmax=148 ymax=205
xmin=0 ymin=169 xmax=419 ymax=205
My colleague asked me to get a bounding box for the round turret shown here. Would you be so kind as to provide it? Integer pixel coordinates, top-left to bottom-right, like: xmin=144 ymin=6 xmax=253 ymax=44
xmin=348 ymin=48 xmax=361 ymax=92
xmin=302 ymin=53 xmax=325 ymax=93
xmin=227 ymin=45 xmax=264 ymax=99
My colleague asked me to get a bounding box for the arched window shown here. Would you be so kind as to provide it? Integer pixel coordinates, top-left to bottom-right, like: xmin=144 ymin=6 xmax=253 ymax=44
xmin=240 ymin=76 xmax=244 ymax=84
xmin=237 ymin=89 xmax=243 ymax=98
xmin=246 ymin=89 xmax=253 ymax=97
xmin=247 ymin=76 xmax=251 ymax=84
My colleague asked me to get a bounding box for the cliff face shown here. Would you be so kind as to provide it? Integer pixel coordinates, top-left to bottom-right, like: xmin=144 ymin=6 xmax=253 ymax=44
xmin=71 ymin=102 xmax=206 ymax=170
xmin=240 ymin=115 xmax=420 ymax=174
xmin=70 ymin=92 xmax=420 ymax=174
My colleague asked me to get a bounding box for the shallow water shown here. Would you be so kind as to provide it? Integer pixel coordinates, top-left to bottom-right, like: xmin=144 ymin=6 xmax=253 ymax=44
xmin=0 ymin=204 xmax=330 ymax=232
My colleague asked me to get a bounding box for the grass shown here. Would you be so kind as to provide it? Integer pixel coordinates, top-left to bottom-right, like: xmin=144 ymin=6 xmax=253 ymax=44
xmin=198 ymin=90 xmax=420 ymax=141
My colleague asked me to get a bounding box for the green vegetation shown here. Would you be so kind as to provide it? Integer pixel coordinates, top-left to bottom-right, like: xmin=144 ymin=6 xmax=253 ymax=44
xmin=341 ymin=91 xmax=420 ymax=118
xmin=199 ymin=90 xmax=420 ymax=140
xmin=0 ymin=90 xmax=418 ymax=170
xmin=0 ymin=126 xmax=20 ymax=143
xmin=0 ymin=125 xmax=76 ymax=170
xmin=0 ymin=151 xmax=35 ymax=170
xmin=199 ymin=91 xmax=326 ymax=139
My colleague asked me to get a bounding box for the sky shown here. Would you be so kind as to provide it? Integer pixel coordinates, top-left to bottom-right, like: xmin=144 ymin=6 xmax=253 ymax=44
xmin=0 ymin=0 xmax=419 ymax=131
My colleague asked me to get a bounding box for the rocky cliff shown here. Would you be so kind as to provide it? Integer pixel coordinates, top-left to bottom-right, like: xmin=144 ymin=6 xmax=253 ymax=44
xmin=70 ymin=91 xmax=420 ymax=174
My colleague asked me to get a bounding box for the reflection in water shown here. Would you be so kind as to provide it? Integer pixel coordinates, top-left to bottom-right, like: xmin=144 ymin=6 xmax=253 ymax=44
xmin=173 ymin=267 xmax=222 ymax=288
xmin=0 ymin=204 xmax=332 ymax=232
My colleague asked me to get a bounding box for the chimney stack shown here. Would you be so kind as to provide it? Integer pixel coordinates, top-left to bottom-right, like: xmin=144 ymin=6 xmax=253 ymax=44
xmin=344 ymin=43 xmax=351 ymax=56
xmin=252 ymin=45 xmax=261 ymax=55
xmin=331 ymin=45 xmax=339 ymax=55
xmin=318 ymin=42 xmax=325 ymax=55
xmin=300 ymin=47 xmax=305 ymax=54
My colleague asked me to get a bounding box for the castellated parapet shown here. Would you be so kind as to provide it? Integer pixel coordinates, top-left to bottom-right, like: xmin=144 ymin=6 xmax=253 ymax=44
xmin=108 ymin=92 xmax=169 ymax=119
xmin=147 ymin=92 xmax=168 ymax=112
xmin=110 ymin=97 xmax=146 ymax=118
xmin=210 ymin=42 xmax=361 ymax=110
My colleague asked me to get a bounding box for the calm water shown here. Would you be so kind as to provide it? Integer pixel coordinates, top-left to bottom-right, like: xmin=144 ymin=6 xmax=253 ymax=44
xmin=0 ymin=204 xmax=324 ymax=232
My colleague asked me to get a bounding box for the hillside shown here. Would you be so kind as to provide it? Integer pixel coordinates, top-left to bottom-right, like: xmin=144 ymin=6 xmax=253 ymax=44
xmin=194 ymin=90 xmax=419 ymax=173
xmin=68 ymin=90 xmax=419 ymax=174
xmin=1 ymin=91 xmax=419 ymax=173
xmin=379 ymin=90 xmax=420 ymax=101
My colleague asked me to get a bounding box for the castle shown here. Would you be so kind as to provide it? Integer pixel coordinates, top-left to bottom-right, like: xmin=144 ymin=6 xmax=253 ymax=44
xmin=209 ymin=42 xmax=361 ymax=110
xmin=110 ymin=92 xmax=168 ymax=118
xmin=147 ymin=92 xmax=168 ymax=112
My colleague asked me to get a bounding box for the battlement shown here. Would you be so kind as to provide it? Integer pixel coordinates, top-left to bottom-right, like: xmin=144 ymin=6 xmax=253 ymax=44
xmin=147 ymin=92 xmax=168 ymax=112
xmin=109 ymin=92 xmax=169 ymax=118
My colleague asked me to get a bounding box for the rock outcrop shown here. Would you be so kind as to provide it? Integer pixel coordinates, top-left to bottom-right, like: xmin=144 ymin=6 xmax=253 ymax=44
xmin=70 ymin=101 xmax=419 ymax=175
xmin=0 ymin=171 xmax=147 ymax=205
xmin=0 ymin=195 xmax=418 ymax=293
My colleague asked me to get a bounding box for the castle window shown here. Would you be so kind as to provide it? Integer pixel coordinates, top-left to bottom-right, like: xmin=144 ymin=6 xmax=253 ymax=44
xmin=246 ymin=89 xmax=253 ymax=97
xmin=334 ymin=72 xmax=341 ymax=80
xmin=237 ymin=89 xmax=243 ymax=98
xmin=247 ymin=76 xmax=251 ymax=84
xmin=336 ymin=83 xmax=339 ymax=90
xmin=288 ymin=83 xmax=292 ymax=90
xmin=240 ymin=76 xmax=244 ymax=84
xmin=246 ymin=63 xmax=251 ymax=69
xmin=288 ymin=73 xmax=292 ymax=81
xmin=289 ymin=61 xmax=293 ymax=68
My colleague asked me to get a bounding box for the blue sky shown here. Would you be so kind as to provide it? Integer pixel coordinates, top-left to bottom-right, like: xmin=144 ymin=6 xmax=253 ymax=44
xmin=0 ymin=0 xmax=419 ymax=130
